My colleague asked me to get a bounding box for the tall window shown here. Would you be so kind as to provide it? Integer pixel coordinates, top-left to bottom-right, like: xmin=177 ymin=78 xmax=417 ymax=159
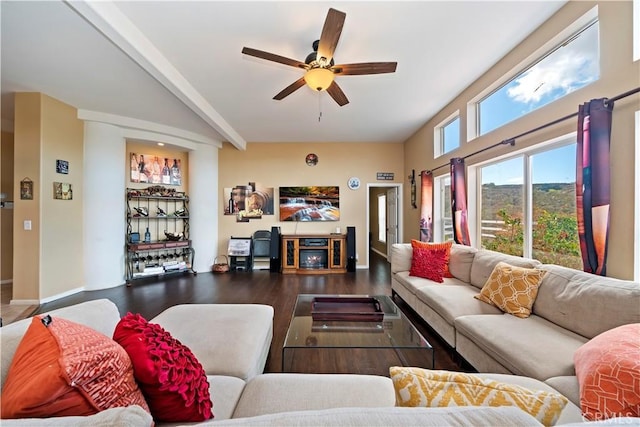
xmin=478 ymin=19 xmax=599 ymax=136
xmin=434 ymin=113 xmax=460 ymax=157
xmin=478 ymin=139 xmax=582 ymax=268
xmin=434 ymin=175 xmax=453 ymax=242
xmin=378 ymin=194 xmax=386 ymax=242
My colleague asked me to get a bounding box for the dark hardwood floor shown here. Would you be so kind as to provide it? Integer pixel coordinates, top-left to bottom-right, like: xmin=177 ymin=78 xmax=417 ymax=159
xmin=37 ymin=251 xmax=474 ymax=374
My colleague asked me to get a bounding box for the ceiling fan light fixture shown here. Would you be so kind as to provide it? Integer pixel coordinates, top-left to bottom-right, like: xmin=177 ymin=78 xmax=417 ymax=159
xmin=304 ymin=67 xmax=334 ymax=92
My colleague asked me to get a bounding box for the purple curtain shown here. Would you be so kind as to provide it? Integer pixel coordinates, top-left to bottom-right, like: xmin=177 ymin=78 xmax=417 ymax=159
xmin=419 ymin=171 xmax=433 ymax=242
xmin=576 ymin=98 xmax=613 ymax=276
xmin=450 ymin=158 xmax=471 ymax=246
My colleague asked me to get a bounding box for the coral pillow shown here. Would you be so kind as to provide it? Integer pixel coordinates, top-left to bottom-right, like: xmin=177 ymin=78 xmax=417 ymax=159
xmin=574 ymin=323 xmax=640 ymax=421
xmin=390 ymin=367 xmax=567 ymax=427
xmin=1 ymin=315 xmax=149 ymax=419
xmin=411 ymin=239 xmax=454 ymax=278
xmin=409 ymin=246 xmax=448 ymax=283
xmin=475 ymin=262 xmax=546 ymax=318
xmin=113 ymin=313 xmax=213 ymax=422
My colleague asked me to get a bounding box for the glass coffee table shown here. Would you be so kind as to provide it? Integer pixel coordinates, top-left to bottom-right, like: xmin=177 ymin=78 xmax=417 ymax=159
xmin=282 ymin=294 xmax=434 ymax=375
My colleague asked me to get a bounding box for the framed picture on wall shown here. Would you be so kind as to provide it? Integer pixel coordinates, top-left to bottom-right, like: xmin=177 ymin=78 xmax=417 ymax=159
xmin=20 ymin=178 xmax=33 ymax=200
xmin=130 ymin=153 xmax=182 ymax=186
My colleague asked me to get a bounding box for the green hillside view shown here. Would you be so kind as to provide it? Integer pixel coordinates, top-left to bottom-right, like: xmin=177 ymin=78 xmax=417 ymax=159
xmin=480 ymin=183 xmax=582 ymax=269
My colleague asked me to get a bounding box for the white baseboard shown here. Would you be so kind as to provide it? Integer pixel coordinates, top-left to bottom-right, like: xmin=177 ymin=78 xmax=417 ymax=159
xmin=371 ymin=247 xmax=388 ymax=259
xmin=10 ymin=299 xmax=39 ymax=305
xmin=38 ymin=287 xmax=84 ymax=304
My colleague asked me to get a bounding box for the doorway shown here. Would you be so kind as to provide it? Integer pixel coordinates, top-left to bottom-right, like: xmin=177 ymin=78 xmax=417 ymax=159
xmin=367 ymin=183 xmax=402 ymax=267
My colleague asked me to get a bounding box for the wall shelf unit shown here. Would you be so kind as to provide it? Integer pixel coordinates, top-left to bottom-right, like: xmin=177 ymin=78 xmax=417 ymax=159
xmin=125 ymin=186 xmax=195 ymax=284
xmin=281 ymin=234 xmax=346 ymax=275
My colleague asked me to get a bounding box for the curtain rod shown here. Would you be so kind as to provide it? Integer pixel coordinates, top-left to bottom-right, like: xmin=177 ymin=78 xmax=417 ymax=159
xmin=426 ymin=86 xmax=640 ymax=175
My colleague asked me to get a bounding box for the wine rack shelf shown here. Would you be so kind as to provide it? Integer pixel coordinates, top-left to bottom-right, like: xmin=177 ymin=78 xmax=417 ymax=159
xmin=125 ymin=187 xmax=196 ymax=284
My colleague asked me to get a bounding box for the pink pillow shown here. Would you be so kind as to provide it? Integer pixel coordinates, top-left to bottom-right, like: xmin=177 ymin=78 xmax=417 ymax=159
xmin=113 ymin=313 xmax=213 ymax=422
xmin=1 ymin=315 xmax=149 ymax=418
xmin=409 ymin=247 xmax=448 ymax=283
xmin=574 ymin=323 xmax=640 ymax=421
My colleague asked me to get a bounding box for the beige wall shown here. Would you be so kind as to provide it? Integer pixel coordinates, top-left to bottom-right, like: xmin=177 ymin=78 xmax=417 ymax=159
xmin=13 ymin=93 xmax=84 ymax=301
xmin=402 ymin=1 xmax=640 ymax=279
xmin=1 ymin=131 xmax=14 ymax=282
xmin=219 ymin=142 xmax=404 ymax=266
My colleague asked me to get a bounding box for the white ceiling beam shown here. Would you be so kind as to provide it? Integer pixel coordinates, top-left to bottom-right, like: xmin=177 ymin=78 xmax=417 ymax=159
xmin=65 ymin=0 xmax=246 ymax=150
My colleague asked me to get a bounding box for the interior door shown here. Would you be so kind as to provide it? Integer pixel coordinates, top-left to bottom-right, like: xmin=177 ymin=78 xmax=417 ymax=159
xmin=386 ymin=187 xmax=399 ymax=258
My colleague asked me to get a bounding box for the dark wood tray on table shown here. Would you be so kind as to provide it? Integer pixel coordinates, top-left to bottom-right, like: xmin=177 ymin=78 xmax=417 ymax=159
xmin=311 ymin=296 xmax=384 ymax=322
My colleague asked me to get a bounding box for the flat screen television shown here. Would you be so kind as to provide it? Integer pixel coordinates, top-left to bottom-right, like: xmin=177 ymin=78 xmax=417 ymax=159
xmin=279 ymin=186 xmax=340 ymax=221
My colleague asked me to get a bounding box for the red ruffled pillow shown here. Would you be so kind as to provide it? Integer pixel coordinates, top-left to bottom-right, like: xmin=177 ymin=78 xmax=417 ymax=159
xmin=113 ymin=313 xmax=213 ymax=422
xmin=411 ymin=240 xmax=454 ymax=278
xmin=409 ymin=247 xmax=448 ymax=283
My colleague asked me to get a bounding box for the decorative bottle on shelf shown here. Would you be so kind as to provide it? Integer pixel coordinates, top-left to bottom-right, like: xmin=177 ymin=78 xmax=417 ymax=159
xmin=144 ymin=227 xmax=151 ymax=243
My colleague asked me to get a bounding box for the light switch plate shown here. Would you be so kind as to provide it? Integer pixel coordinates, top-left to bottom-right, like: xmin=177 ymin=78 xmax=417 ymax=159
xmin=24 ymin=220 xmax=32 ymax=230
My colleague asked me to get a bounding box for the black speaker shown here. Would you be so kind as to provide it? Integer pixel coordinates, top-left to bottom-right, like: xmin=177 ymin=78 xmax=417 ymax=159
xmin=269 ymin=226 xmax=281 ymax=272
xmin=346 ymin=226 xmax=356 ymax=272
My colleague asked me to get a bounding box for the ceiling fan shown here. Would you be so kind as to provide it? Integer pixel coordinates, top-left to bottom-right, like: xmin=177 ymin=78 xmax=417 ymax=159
xmin=242 ymin=8 xmax=397 ymax=107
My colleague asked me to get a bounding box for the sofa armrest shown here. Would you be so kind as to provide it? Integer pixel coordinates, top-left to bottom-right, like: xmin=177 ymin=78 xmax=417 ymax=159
xmin=151 ymin=304 xmax=274 ymax=381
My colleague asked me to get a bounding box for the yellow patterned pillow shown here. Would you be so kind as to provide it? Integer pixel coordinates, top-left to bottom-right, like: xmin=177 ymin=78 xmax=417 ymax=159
xmin=474 ymin=261 xmax=546 ymax=318
xmin=390 ymin=367 xmax=567 ymax=427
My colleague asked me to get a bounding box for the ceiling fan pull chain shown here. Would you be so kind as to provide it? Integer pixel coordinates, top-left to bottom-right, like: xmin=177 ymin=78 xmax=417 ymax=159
xmin=318 ymin=92 xmax=323 ymax=122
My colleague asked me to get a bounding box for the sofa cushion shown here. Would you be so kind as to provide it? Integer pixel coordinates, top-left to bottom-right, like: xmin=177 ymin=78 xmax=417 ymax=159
xmin=151 ymin=304 xmax=274 ymax=381
xmin=411 ymin=240 xmax=454 ymax=277
xmin=206 ymin=375 xmax=246 ymax=421
xmin=448 ymin=244 xmax=478 ymax=283
xmin=415 ymin=285 xmax=502 ymax=324
xmin=409 ymin=246 xmax=448 ymax=282
xmin=534 ymin=264 xmax=640 ymax=339
xmin=390 ymin=367 xmax=567 ymax=426
xmin=574 ymin=323 xmax=640 ymax=421
xmin=113 ymin=313 xmax=213 ymax=422
xmin=0 ymin=405 xmax=153 ymax=427
xmin=391 ymin=243 xmax=413 ymax=273
xmin=455 ymin=314 xmax=588 ymax=380
xmin=475 ymin=262 xmax=546 ymax=318
xmin=1 ymin=315 xmax=149 ymax=419
xmin=469 ymin=249 xmax=541 ymax=289
xmin=232 ymin=373 xmax=395 ymax=419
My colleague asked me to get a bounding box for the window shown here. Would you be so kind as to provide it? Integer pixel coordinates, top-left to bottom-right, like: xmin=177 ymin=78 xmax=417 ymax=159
xmin=635 ymin=110 xmax=640 ymax=281
xmin=434 ymin=175 xmax=453 ymax=242
xmin=477 ymin=138 xmax=582 ymax=269
xmin=434 ymin=113 xmax=460 ymax=157
xmin=477 ymin=17 xmax=599 ymax=136
xmin=378 ymin=194 xmax=386 ymax=242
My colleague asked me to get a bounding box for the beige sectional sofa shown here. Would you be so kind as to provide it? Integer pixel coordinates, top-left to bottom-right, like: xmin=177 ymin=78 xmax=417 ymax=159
xmin=1 ymin=296 xmax=632 ymax=425
xmin=390 ymin=242 xmax=640 ymax=409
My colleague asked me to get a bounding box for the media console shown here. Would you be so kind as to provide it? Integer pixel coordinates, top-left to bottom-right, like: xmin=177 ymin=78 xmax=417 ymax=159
xmin=281 ymin=234 xmax=346 ymax=274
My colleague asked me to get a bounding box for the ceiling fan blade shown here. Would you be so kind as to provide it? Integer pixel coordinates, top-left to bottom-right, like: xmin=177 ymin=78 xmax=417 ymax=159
xmin=273 ymin=77 xmax=306 ymax=100
xmin=332 ymin=62 xmax=397 ymax=75
xmin=326 ymin=81 xmax=349 ymax=106
xmin=317 ymin=8 xmax=346 ymax=64
xmin=242 ymin=47 xmax=308 ymax=70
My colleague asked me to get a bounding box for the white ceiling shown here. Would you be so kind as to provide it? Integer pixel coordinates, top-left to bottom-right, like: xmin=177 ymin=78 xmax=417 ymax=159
xmin=1 ymin=1 xmax=567 ymax=150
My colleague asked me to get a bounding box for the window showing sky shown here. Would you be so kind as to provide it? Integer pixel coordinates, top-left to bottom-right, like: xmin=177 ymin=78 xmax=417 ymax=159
xmin=443 ymin=117 xmax=460 ymax=154
xmin=481 ymin=143 xmax=576 ymax=185
xmin=480 ymin=21 xmax=599 ymax=136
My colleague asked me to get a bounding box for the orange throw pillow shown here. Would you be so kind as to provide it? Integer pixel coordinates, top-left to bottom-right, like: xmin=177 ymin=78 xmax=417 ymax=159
xmin=1 ymin=315 xmax=149 ymax=419
xmin=411 ymin=240 xmax=453 ymax=278
xmin=574 ymin=323 xmax=640 ymax=421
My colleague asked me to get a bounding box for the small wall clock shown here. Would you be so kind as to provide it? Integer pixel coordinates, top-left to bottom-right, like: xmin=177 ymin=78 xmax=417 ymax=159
xmin=305 ymin=153 xmax=318 ymax=166
xmin=348 ymin=177 xmax=361 ymax=190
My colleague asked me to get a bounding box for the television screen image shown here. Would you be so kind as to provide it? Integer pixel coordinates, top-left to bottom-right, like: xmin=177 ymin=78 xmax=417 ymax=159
xmin=279 ymin=186 xmax=340 ymax=221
